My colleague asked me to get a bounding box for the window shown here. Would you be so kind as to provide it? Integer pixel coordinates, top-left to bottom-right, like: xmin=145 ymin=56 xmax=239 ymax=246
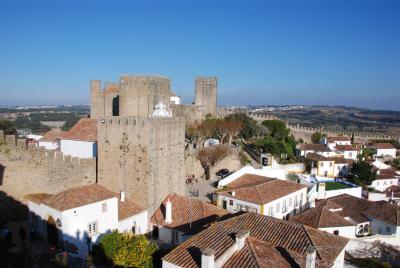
xmin=337 ymin=166 xmax=340 ymax=170
xmin=282 ymin=200 xmax=287 ymax=213
xmin=386 ymin=226 xmax=391 ymax=233
xmin=88 ymin=221 xmax=98 ymax=236
xmin=268 ymin=207 xmax=273 ymax=217
xmin=329 ymin=162 xmax=332 ymax=167
xmin=289 ymin=198 xmax=292 ymax=207
xmin=229 ymin=200 xmax=233 ymax=206
xmin=300 ymin=193 xmax=304 ymax=204
xmin=276 ymin=203 xmax=280 ymax=213
xmin=152 ymin=226 xmax=159 ymax=239
xmin=349 ymin=152 xmax=353 ymax=157
xmin=102 ymin=203 xmax=107 ymax=212
xmin=294 ymin=196 xmax=298 ymax=207
xmin=320 ymin=163 xmax=324 ymax=167
xmin=172 ymin=230 xmax=179 ymax=244
xmin=333 ymin=230 xmax=339 ymax=235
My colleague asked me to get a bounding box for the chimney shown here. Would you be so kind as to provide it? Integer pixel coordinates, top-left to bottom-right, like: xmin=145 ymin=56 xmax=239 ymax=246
xmin=201 ymin=248 xmax=215 ymax=268
xmin=230 ymin=191 xmax=235 ymax=197
xmin=306 ymin=245 xmax=316 ymax=268
xmin=120 ymin=191 xmax=125 ymax=202
xmin=165 ymin=198 xmax=172 ymax=224
xmin=235 ymin=230 xmax=249 ymax=250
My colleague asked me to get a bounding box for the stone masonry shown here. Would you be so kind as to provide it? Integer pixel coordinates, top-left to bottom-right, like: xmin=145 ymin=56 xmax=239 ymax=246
xmin=97 ymin=116 xmax=185 ymax=214
xmin=195 ymin=76 xmax=217 ymax=117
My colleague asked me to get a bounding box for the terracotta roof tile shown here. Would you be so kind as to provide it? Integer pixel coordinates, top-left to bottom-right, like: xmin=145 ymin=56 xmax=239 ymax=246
xmin=335 ymin=145 xmax=358 ymax=151
xmin=218 ymin=174 xmax=306 ymax=205
xmin=299 ymin=144 xmax=332 ymax=152
xmin=163 ymin=212 xmax=348 ymax=268
xmin=327 ymin=136 xmax=351 ymax=143
xmin=40 ymin=130 xmax=64 ymax=142
xmin=365 ymin=202 xmax=400 ymax=226
xmin=292 ymin=206 xmax=354 ymax=228
xmin=61 ymin=118 xmax=97 ymax=142
xmin=150 ymin=193 xmax=229 ymax=234
xmin=370 ymin=143 xmax=395 ymax=150
xmin=27 ymin=184 xmax=144 ymax=220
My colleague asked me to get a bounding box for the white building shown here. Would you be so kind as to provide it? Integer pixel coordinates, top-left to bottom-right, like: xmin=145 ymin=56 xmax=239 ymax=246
xmin=216 ymin=173 xmax=307 ymax=220
xmin=334 ymin=145 xmax=359 ymax=161
xmin=370 ymin=170 xmax=400 ymax=192
xmin=25 ymin=184 xmax=147 ymax=258
xmin=38 ymin=130 xmax=62 ymax=150
xmin=298 ymin=143 xmax=334 ymax=157
xmin=293 ymin=194 xmax=373 ymax=239
xmin=370 ymin=143 xmax=397 ymax=158
xmin=150 ymin=193 xmax=228 ymax=245
xmin=323 ymin=136 xmax=351 ymax=151
xmin=60 ymin=118 xmax=97 ymax=158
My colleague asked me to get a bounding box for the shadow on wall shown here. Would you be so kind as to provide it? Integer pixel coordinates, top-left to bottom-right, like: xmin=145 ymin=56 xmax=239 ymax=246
xmin=0 ymin=163 xmax=4 ymax=186
xmin=0 ymin=190 xmax=110 ymax=266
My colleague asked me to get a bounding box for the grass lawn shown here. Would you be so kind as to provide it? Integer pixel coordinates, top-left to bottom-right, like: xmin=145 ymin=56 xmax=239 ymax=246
xmin=325 ymin=181 xmax=352 ymax=191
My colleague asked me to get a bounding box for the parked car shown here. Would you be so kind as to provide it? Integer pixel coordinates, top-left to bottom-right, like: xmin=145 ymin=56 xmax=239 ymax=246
xmin=216 ymin=169 xmax=230 ymax=178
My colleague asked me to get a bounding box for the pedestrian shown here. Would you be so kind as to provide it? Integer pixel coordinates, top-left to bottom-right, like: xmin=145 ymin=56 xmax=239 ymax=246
xmin=19 ymin=225 xmax=26 ymax=242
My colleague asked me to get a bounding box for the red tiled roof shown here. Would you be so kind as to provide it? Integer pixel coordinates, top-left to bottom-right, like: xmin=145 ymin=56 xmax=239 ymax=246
xmin=327 ymin=136 xmax=350 ymax=143
xmin=335 ymin=145 xmax=358 ymax=151
xmin=365 ymin=202 xmax=400 ymax=226
xmin=26 ymin=184 xmax=144 ymax=220
xmin=218 ymin=174 xmax=306 ymax=205
xmin=292 ymin=206 xmax=354 ymax=229
xmin=150 ymin=193 xmax=229 ymax=234
xmin=306 ymin=153 xmax=352 ymax=165
xmin=61 ymin=118 xmax=97 ymax=142
xmin=40 ymin=130 xmax=64 ymax=142
xmin=163 ymin=212 xmax=348 ymax=268
xmin=370 ymin=143 xmax=395 ymax=150
xmin=299 ymin=144 xmax=332 ymax=152
xmin=386 ymin=186 xmax=400 ymax=198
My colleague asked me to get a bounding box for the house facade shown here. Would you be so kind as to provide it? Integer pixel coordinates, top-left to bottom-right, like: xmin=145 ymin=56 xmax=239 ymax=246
xmin=370 ymin=143 xmax=397 ymax=158
xmin=26 ymin=184 xmax=147 ymax=258
xmin=60 ymin=118 xmax=97 ymax=158
xmin=216 ymin=174 xmax=307 ymax=220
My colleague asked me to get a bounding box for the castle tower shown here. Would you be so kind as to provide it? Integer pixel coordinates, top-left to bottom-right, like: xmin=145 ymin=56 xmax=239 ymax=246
xmin=119 ymin=75 xmax=172 ymax=117
xmin=90 ymin=80 xmax=104 ymax=118
xmin=195 ymin=77 xmax=217 ymax=117
xmin=97 ymin=116 xmax=186 ymax=214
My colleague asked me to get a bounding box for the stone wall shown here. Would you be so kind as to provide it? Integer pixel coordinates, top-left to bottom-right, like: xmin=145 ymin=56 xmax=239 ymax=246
xmin=97 ymin=116 xmax=186 ymax=214
xmin=195 ymin=77 xmax=217 ymax=117
xmin=119 ymin=75 xmax=171 ymax=117
xmin=0 ymin=135 xmax=96 ymax=202
xmin=247 ymin=112 xmax=400 ymax=144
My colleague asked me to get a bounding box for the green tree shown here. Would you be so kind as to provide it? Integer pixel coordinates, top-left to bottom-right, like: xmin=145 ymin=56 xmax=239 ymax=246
xmin=0 ymin=119 xmax=16 ymax=135
xmin=311 ymin=132 xmax=326 ymax=144
xmin=99 ymin=230 xmax=157 ymax=268
xmin=261 ymin=120 xmax=289 ymax=141
xmin=225 ymin=113 xmax=260 ymax=139
xmin=348 ymin=161 xmax=377 ymax=188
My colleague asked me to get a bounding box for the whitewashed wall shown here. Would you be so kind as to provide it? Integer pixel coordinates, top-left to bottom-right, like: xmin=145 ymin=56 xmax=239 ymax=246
xmin=218 ymin=166 xmax=287 ymax=187
xmin=118 ymin=210 xmax=148 ymax=234
xmin=38 ymin=141 xmax=59 ymax=150
xmin=319 ymin=226 xmax=356 ymax=239
xmin=376 ymin=148 xmax=396 ymax=158
xmin=370 ymin=178 xmax=399 ymax=192
xmin=60 ymin=140 xmax=97 ymax=158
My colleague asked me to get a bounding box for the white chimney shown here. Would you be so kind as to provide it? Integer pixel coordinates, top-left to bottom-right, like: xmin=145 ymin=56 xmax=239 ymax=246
xmin=120 ymin=191 xmax=125 ymax=202
xmin=310 ymin=198 xmax=316 ymax=208
xmin=201 ymin=248 xmax=215 ymax=268
xmin=165 ymin=198 xmax=172 ymax=224
xmin=235 ymin=230 xmax=249 ymax=250
xmin=306 ymin=245 xmax=316 ymax=268
xmin=230 ymin=191 xmax=235 ymax=197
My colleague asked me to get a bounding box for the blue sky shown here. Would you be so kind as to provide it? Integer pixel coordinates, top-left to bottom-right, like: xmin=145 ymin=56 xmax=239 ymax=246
xmin=0 ymin=0 xmax=399 ymax=110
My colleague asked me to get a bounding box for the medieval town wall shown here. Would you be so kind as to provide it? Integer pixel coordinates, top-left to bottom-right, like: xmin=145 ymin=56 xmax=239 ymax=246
xmin=0 ymin=131 xmax=96 ymax=202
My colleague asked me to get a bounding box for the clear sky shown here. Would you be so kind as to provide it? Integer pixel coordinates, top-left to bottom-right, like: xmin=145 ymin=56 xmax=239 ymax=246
xmin=0 ymin=0 xmax=399 ymax=110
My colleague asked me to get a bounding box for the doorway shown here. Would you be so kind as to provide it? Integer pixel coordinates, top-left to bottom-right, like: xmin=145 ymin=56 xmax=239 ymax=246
xmin=47 ymin=216 xmax=58 ymax=247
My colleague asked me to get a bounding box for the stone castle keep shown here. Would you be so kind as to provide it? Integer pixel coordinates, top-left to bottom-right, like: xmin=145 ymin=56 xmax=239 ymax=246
xmin=91 ymin=75 xmax=217 ymax=213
